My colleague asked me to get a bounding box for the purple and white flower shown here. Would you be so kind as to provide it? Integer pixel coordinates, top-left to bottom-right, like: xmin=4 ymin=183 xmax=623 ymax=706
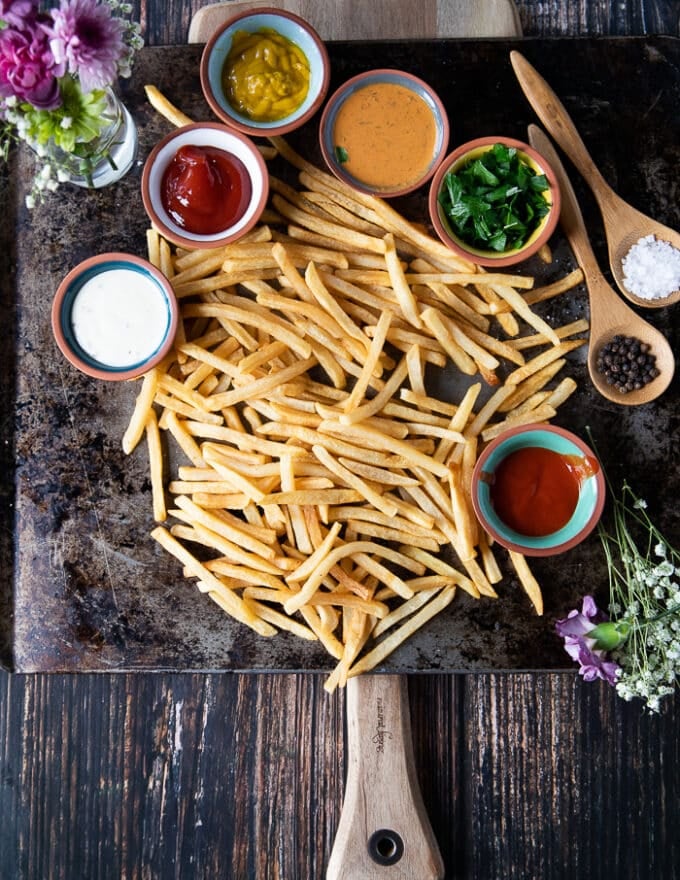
xmin=555 ymin=595 xmax=621 ymax=685
xmin=47 ymin=0 xmax=125 ymax=93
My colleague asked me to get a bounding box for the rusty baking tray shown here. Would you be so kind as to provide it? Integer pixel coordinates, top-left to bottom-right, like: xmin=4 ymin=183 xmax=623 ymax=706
xmin=1 ymin=37 xmax=678 ymax=672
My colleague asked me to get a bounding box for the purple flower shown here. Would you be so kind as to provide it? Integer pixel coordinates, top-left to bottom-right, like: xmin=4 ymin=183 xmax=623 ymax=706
xmin=0 ymin=0 xmax=36 ymax=29
xmin=555 ymin=596 xmax=621 ymax=686
xmin=48 ymin=0 xmax=124 ymax=93
xmin=0 ymin=17 xmax=63 ymax=109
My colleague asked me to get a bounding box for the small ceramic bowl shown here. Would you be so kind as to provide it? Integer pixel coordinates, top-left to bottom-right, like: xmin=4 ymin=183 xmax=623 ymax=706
xmin=141 ymin=122 xmax=269 ymax=250
xmin=319 ymin=69 xmax=449 ymax=198
xmin=52 ymin=253 xmax=178 ymax=381
xmin=471 ymin=424 xmax=605 ymax=557
xmin=429 ymin=136 xmax=561 ymax=267
xmin=200 ymin=8 xmax=330 ymax=137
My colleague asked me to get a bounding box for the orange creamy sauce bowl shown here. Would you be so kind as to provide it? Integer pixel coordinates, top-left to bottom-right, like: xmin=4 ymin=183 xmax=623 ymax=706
xmin=319 ymin=69 xmax=449 ymax=197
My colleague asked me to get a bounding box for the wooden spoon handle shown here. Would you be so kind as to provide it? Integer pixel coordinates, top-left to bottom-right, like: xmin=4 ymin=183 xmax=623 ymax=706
xmin=510 ymin=51 xmax=612 ymax=200
xmin=527 ymin=125 xmax=600 ymax=275
xmin=326 ymin=675 xmax=444 ymax=880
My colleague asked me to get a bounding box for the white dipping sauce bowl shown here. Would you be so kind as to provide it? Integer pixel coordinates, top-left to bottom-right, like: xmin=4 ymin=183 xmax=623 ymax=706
xmin=52 ymin=252 xmax=178 ymax=381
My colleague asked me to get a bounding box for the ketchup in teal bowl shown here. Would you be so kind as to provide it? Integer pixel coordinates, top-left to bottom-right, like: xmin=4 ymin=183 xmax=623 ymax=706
xmin=471 ymin=425 xmax=605 ymax=556
xmin=141 ymin=122 xmax=268 ymax=249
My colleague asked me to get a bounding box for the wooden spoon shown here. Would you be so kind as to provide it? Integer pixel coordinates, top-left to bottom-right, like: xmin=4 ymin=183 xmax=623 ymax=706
xmin=528 ymin=125 xmax=675 ymax=406
xmin=512 ymin=50 xmax=680 ymax=309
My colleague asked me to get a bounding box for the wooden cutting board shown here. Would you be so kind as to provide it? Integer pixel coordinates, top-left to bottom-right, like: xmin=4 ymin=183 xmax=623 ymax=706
xmin=188 ymin=0 xmax=523 ymax=42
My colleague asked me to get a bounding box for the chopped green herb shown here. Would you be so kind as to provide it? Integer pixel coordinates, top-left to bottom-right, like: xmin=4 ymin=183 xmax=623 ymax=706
xmin=335 ymin=145 xmax=349 ymax=164
xmin=438 ymin=143 xmax=551 ymax=253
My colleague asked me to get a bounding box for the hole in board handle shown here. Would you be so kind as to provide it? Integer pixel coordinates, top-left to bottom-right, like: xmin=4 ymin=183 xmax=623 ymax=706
xmin=367 ymin=829 xmax=404 ymax=866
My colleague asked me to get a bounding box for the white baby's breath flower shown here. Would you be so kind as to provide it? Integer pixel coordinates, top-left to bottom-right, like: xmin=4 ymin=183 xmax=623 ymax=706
xmin=60 ymin=117 xmax=73 ymax=130
xmin=25 ymin=194 xmax=35 ymax=210
xmin=589 ymin=462 xmax=680 ymax=713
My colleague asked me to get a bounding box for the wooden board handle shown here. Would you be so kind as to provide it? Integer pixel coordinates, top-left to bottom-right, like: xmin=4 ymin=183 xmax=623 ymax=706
xmin=189 ymin=0 xmax=522 ymax=43
xmin=326 ymin=675 xmax=444 ymax=880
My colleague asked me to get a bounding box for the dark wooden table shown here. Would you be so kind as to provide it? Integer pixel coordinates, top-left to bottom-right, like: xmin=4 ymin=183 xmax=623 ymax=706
xmin=2 ymin=3 xmax=679 ymax=879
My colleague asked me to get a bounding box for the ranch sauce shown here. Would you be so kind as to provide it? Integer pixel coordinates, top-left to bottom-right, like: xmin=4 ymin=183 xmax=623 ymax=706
xmin=71 ymin=268 xmax=170 ymax=368
xmin=332 ymin=81 xmax=437 ymax=190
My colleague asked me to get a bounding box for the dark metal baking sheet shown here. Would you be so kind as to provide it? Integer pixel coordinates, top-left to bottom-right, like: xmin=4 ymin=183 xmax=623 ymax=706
xmin=1 ymin=37 xmax=678 ymax=672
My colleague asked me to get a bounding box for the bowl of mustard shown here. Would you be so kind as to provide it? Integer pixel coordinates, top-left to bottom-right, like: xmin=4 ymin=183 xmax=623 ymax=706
xmin=200 ymin=8 xmax=330 ymax=137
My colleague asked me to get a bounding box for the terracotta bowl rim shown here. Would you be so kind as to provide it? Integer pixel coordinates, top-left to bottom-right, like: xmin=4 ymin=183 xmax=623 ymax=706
xmin=318 ymin=67 xmax=450 ymax=198
xmin=428 ymin=135 xmax=561 ymax=268
xmin=471 ymin=423 xmax=606 ymax=557
xmin=51 ymin=252 xmax=179 ymax=382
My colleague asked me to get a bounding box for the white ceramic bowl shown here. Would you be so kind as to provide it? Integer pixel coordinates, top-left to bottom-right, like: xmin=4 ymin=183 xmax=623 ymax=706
xmin=52 ymin=253 xmax=178 ymax=381
xmin=141 ymin=122 xmax=269 ymax=249
xmin=200 ymin=8 xmax=330 ymax=137
xmin=319 ymin=68 xmax=449 ymax=198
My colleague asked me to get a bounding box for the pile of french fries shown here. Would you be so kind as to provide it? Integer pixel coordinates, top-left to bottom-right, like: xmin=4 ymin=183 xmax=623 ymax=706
xmin=125 ymin=89 xmax=588 ymax=690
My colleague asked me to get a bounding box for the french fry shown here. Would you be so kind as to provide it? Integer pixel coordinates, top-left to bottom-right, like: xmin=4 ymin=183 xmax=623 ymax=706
xmin=347 ymin=586 xmax=456 ymax=677
xmin=508 ymin=550 xmax=544 ymax=615
xmin=123 ymin=368 xmax=161 ymax=454
xmin=144 ymin=84 xmax=193 ymax=127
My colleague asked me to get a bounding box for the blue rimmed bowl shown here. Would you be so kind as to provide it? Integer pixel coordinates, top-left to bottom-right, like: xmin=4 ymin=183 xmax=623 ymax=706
xmin=471 ymin=424 xmax=606 ymax=556
xmin=319 ymin=68 xmax=449 ymax=198
xmin=51 ymin=253 xmax=178 ymax=381
xmin=200 ymin=7 xmax=330 ymax=137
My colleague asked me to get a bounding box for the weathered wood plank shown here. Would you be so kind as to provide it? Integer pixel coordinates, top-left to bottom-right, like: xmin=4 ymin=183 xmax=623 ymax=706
xmin=1 ymin=672 xmax=678 ymax=879
xmin=127 ymin=0 xmax=680 ymax=45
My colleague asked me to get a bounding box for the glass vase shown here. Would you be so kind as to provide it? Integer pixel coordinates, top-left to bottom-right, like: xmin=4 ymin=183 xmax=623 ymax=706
xmin=47 ymin=87 xmax=138 ymax=189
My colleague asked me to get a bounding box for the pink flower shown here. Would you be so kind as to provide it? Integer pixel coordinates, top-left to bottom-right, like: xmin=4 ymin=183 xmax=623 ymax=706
xmin=0 ymin=16 xmax=63 ymax=109
xmin=555 ymin=596 xmax=621 ymax=685
xmin=48 ymin=0 xmax=124 ymax=93
xmin=0 ymin=0 xmax=36 ymax=29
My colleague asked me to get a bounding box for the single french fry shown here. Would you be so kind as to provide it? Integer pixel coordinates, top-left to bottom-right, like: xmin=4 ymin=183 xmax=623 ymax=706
xmin=145 ymin=410 xmax=166 ymax=522
xmin=144 ymin=84 xmax=193 ymax=127
xmin=504 ymin=339 xmax=586 ymax=387
xmin=123 ymin=368 xmax=161 ymax=455
xmin=508 ymin=550 xmax=543 ymax=615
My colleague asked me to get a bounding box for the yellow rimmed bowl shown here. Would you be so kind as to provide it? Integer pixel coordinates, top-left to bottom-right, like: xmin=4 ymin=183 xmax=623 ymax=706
xmin=429 ymin=136 xmax=561 ymax=267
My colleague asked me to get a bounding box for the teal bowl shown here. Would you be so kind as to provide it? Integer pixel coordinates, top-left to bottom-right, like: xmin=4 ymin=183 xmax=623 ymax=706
xmin=471 ymin=425 xmax=605 ymax=556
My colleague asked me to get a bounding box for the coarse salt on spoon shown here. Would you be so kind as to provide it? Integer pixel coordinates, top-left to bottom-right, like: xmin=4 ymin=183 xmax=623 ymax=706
xmin=528 ymin=125 xmax=674 ymax=407
xmin=511 ymin=50 xmax=680 ymax=309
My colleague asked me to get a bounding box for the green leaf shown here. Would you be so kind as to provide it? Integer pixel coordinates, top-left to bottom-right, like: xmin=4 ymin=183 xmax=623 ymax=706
xmin=334 ymin=145 xmax=349 ymax=164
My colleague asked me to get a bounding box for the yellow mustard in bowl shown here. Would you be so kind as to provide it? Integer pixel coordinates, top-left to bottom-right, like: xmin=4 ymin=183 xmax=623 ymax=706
xmin=222 ymin=28 xmax=310 ymax=122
